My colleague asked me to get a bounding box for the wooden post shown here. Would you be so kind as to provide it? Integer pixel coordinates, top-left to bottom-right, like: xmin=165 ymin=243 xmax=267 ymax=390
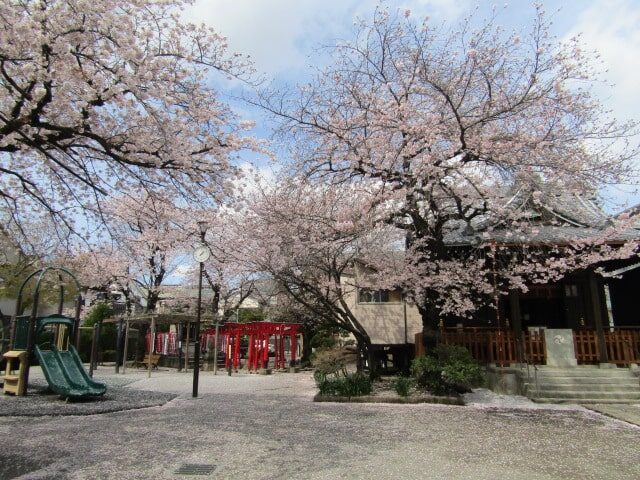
xmin=234 ymin=332 xmax=241 ymax=370
xmin=56 ymin=325 xmax=66 ymax=350
xmin=73 ymin=295 xmax=82 ymax=350
xmin=213 ymin=322 xmax=220 ymax=375
xmin=148 ymin=317 xmax=155 ymax=379
xmin=509 ymin=290 xmax=524 ymax=363
xmin=290 ymin=334 xmax=296 ymax=365
xmin=588 ymin=271 xmax=609 ymax=363
xmin=22 ymin=289 xmax=40 ymax=391
xmin=8 ymin=290 xmax=23 ymax=350
xmin=115 ymin=319 xmax=123 ymax=374
xmin=184 ymin=321 xmax=190 ymax=372
xmin=122 ymin=319 xmax=130 ymax=374
xmin=177 ymin=322 xmax=183 ymax=372
xmin=89 ymin=322 xmax=98 ymax=377
xmin=55 ymin=279 xmax=64 ymax=348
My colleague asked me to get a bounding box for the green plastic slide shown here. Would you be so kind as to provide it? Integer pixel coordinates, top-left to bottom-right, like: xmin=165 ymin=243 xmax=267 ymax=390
xmin=35 ymin=345 xmax=107 ymax=398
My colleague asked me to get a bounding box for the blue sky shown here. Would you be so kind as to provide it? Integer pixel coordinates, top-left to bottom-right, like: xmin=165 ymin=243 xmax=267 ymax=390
xmin=184 ymin=0 xmax=640 ymax=210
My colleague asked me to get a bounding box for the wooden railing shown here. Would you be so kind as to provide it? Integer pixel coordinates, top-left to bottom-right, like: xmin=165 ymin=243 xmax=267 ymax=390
xmin=414 ymin=327 xmax=546 ymax=366
xmin=574 ymin=327 xmax=640 ymax=365
xmin=416 ymin=326 xmax=640 ymax=366
xmin=604 ymin=328 xmax=640 ymax=365
xmin=523 ymin=330 xmax=546 ymax=364
xmin=441 ymin=327 xmax=494 ymax=363
xmin=574 ymin=329 xmax=599 ymax=364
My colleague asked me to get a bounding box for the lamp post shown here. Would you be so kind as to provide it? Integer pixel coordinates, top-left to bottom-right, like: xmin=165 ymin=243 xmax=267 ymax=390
xmin=192 ymin=220 xmax=209 ymax=398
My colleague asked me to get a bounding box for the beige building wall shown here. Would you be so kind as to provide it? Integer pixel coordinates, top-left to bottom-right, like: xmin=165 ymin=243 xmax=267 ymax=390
xmin=342 ymin=282 xmax=423 ymax=345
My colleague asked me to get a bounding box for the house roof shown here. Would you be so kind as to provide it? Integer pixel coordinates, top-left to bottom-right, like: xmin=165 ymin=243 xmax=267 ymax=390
xmin=443 ymin=188 xmax=640 ymax=246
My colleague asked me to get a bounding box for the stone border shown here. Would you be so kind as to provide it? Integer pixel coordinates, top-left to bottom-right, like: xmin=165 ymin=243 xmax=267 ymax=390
xmin=313 ymin=393 xmax=464 ymax=405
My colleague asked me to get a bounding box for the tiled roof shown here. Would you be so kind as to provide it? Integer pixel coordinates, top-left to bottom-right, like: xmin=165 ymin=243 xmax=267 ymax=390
xmin=443 ymin=189 xmax=640 ymax=246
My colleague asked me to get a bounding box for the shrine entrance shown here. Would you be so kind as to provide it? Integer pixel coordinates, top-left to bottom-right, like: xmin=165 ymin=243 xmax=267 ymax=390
xmin=201 ymin=322 xmax=302 ymax=371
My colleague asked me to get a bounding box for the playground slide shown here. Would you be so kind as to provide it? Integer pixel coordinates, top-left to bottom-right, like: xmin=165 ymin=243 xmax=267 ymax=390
xmin=35 ymin=345 xmax=107 ymax=398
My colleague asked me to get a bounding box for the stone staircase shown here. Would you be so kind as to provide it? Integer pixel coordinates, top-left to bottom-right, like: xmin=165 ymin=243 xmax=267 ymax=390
xmin=524 ymin=366 xmax=640 ymax=404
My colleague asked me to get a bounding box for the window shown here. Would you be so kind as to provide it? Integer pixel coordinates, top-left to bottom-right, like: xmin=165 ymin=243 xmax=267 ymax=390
xmin=564 ymin=284 xmax=578 ymax=297
xmin=358 ymin=289 xmax=391 ymax=303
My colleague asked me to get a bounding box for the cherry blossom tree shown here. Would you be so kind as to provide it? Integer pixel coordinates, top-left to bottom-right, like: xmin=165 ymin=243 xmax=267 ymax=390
xmin=71 ymin=191 xmax=189 ymax=313
xmin=232 ymin=177 xmax=399 ymax=373
xmin=0 ymin=0 xmax=257 ymax=243
xmin=259 ymin=6 xmax=640 ymax=343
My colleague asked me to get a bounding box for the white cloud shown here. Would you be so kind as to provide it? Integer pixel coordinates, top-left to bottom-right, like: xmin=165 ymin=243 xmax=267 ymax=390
xmin=185 ymin=0 xmax=469 ymax=76
xmin=564 ymin=1 xmax=640 ymax=209
xmin=565 ymin=0 xmax=640 ymax=123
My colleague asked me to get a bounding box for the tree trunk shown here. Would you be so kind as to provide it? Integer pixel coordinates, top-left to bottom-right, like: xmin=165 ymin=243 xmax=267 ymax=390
xmin=355 ymin=335 xmax=378 ymax=379
xmin=418 ymin=301 xmax=441 ymax=356
xmin=300 ymin=331 xmax=313 ymax=365
xmin=211 ymin=284 xmax=220 ymax=317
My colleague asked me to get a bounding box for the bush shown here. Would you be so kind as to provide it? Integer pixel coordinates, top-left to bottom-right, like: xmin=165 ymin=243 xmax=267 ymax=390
xmin=102 ymin=350 xmax=117 ymax=362
xmin=310 ymin=331 xmax=337 ymax=350
xmin=411 ymin=344 xmax=484 ymax=396
xmin=394 ymin=376 xmax=413 ymax=397
xmin=316 ymin=372 xmax=372 ymax=397
xmin=79 ymin=303 xmax=115 ymax=362
xmin=312 ymin=348 xmax=349 ymax=378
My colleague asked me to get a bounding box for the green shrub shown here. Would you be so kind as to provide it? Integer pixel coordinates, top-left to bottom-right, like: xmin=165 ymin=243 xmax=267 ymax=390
xmin=339 ymin=373 xmax=372 ymax=397
xmin=411 ymin=355 xmax=447 ymax=394
xmin=431 ymin=344 xmax=475 ymax=364
xmin=102 ymin=349 xmax=117 ymax=362
xmin=79 ymin=303 xmax=114 ymax=362
xmin=315 ymin=372 xmax=372 ymax=397
xmin=411 ymin=344 xmax=484 ymax=396
xmin=317 ymin=377 xmax=340 ymax=396
xmin=442 ymin=361 xmax=484 ymax=389
xmin=394 ymin=376 xmax=413 ymax=397
xmin=310 ymin=332 xmax=337 ymax=350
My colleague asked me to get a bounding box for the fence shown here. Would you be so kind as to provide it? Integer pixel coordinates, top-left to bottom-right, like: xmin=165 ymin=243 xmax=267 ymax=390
xmin=575 ymin=327 xmax=640 ymax=365
xmin=416 ymin=326 xmax=639 ymax=366
xmin=415 ymin=327 xmax=546 ymax=366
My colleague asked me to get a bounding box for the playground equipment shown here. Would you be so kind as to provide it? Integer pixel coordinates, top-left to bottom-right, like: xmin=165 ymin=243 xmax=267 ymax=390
xmin=2 ymin=350 xmax=26 ymax=395
xmin=6 ymin=267 xmax=106 ymax=399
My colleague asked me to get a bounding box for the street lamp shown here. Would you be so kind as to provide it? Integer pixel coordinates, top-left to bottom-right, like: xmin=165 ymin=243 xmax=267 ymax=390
xmin=192 ymin=220 xmax=209 ymax=398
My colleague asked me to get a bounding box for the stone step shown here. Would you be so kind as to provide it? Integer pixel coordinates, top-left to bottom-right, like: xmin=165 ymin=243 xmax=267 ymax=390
xmin=532 ymin=368 xmax=635 ymax=378
xmin=531 ymin=397 xmax=640 ymax=404
xmin=523 ymin=377 xmax=639 ymax=386
xmin=524 ymin=382 xmax=640 ymax=393
xmin=531 ymin=390 xmax=640 ymax=400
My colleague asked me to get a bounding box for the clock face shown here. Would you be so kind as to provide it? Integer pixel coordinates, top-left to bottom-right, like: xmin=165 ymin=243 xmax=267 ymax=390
xmin=193 ymin=245 xmax=210 ymax=262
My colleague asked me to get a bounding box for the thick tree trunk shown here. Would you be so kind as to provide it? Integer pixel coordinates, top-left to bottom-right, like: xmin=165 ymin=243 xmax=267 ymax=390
xmin=418 ymin=301 xmax=441 ymax=356
xmin=300 ymin=330 xmax=313 ymax=366
xmin=407 ymin=232 xmax=447 ymax=356
xmin=355 ymin=335 xmax=378 ymax=379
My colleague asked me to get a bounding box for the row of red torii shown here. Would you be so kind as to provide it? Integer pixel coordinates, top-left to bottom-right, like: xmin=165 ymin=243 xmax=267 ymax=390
xmin=145 ymin=322 xmax=302 ymax=371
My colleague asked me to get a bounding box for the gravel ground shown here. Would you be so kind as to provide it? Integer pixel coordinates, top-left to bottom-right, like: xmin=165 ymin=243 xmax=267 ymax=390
xmin=0 ymin=369 xmax=176 ymax=417
xmin=0 ymin=367 xmax=638 ymax=479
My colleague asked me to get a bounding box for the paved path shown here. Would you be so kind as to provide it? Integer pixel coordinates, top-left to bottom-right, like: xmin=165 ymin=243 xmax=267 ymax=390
xmin=1 ymin=367 xmax=639 ymax=479
xmin=584 ymin=403 xmax=640 ymax=427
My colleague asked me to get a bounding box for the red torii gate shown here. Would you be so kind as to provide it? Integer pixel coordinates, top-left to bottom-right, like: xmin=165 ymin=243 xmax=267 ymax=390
xmin=202 ymin=322 xmax=302 ymax=371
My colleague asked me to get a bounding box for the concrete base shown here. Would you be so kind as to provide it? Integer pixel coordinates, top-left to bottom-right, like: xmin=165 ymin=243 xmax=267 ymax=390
xmin=485 ymin=367 xmax=524 ymax=395
xmin=258 ymin=368 xmax=272 ymax=375
xmin=545 ymin=329 xmax=578 ymax=367
xmin=288 ymin=366 xmax=300 ymax=373
xmin=598 ymin=363 xmax=617 ymax=369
